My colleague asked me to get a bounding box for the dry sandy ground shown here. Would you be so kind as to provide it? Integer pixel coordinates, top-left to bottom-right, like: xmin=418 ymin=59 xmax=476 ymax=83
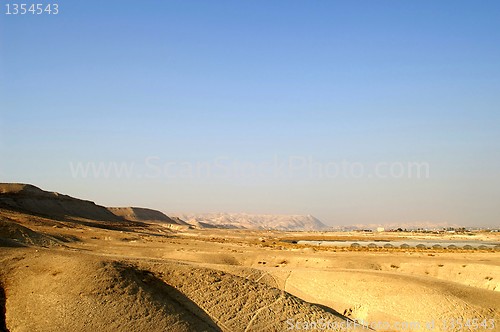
xmin=0 ymin=210 xmax=499 ymax=331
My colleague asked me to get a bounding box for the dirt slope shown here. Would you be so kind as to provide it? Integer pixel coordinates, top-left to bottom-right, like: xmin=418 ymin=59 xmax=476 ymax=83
xmin=108 ymin=207 xmax=179 ymax=224
xmin=0 ymin=249 xmax=362 ymax=332
xmin=0 ymin=184 xmax=122 ymax=222
xmin=0 ymin=219 xmax=61 ymax=248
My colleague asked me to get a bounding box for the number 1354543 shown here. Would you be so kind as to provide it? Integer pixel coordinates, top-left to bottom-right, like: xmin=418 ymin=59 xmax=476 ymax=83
xmin=5 ymin=3 xmax=59 ymax=15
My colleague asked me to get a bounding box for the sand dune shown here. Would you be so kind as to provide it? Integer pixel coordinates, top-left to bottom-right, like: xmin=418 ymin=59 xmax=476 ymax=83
xmin=0 ymin=250 xmax=220 ymax=332
xmin=0 ymin=248 xmax=366 ymax=332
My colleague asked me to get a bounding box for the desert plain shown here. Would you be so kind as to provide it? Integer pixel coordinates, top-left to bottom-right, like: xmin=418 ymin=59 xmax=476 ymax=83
xmin=0 ymin=184 xmax=499 ymax=332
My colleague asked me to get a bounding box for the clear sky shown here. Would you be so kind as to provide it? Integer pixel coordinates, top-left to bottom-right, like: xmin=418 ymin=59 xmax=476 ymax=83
xmin=1 ymin=1 xmax=499 ymax=227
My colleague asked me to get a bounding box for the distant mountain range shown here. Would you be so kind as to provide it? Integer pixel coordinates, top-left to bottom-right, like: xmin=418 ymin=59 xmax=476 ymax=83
xmin=175 ymin=213 xmax=328 ymax=231
xmin=2 ymin=183 xmax=473 ymax=232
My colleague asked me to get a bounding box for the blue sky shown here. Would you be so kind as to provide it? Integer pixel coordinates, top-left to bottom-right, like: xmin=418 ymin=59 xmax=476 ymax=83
xmin=1 ymin=1 xmax=499 ymax=226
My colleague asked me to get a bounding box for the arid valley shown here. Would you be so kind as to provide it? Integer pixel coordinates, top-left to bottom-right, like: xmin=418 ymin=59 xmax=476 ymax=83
xmin=0 ymin=184 xmax=498 ymax=332
xmin=3 ymin=1 xmax=500 ymax=331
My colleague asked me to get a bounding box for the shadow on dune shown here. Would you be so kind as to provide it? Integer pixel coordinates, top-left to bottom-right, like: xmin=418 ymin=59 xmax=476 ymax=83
xmin=0 ymin=237 xmax=26 ymax=248
xmin=0 ymin=284 xmax=8 ymax=332
xmin=311 ymin=302 xmax=374 ymax=329
xmin=311 ymin=302 xmax=350 ymax=320
xmin=119 ymin=264 xmax=223 ymax=332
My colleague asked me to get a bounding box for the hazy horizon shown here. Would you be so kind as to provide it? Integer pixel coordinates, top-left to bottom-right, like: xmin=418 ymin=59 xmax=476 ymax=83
xmin=1 ymin=1 xmax=499 ymax=227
